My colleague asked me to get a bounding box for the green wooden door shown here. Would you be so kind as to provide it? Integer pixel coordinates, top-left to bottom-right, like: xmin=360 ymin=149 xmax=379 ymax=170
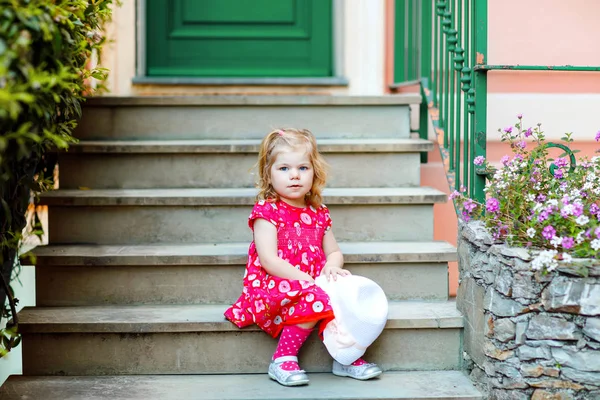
xmin=146 ymin=0 xmax=333 ymax=77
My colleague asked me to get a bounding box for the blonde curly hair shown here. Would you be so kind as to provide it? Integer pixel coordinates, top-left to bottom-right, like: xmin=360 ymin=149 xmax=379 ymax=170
xmin=255 ymin=128 xmax=328 ymax=208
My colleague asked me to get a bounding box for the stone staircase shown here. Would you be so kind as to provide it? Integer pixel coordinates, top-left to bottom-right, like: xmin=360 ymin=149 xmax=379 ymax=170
xmin=0 ymin=96 xmax=482 ymax=399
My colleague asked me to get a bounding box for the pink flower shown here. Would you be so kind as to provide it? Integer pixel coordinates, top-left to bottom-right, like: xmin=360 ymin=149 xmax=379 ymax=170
xmin=542 ymin=225 xmax=556 ymax=240
xmin=278 ymin=280 xmax=291 ymax=293
xmin=595 ymin=130 xmax=600 ymax=142
xmin=254 ymin=299 xmax=266 ymax=313
xmin=486 ymin=198 xmax=500 ymax=213
xmin=554 ymin=169 xmax=564 ymax=179
xmin=501 ymin=155 xmax=510 ymax=165
xmin=473 ymin=156 xmax=485 ymax=166
xmin=561 ymin=237 xmax=575 ymax=249
xmin=516 ymin=141 xmax=526 ymax=149
xmin=517 ymin=113 xmax=523 ymax=119
xmin=300 ymin=213 xmax=312 ymax=225
xmin=503 ymin=126 xmax=513 ymax=133
xmin=525 ymin=128 xmax=533 ymax=137
xmin=464 ymin=199 xmax=477 ymax=213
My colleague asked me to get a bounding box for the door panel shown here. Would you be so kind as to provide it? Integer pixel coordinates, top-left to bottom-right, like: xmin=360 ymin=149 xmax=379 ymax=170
xmin=146 ymin=0 xmax=333 ymax=77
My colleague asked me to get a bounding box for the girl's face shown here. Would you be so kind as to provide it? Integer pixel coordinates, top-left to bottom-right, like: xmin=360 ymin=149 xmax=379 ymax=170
xmin=269 ymin=146 xmax=314 ymax=208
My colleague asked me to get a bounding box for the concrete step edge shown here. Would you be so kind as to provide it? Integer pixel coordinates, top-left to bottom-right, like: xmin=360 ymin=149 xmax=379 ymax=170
xmin=39 ymin=187 xmax=448 ymax=206
xmin=17 ymin=301 xmax=464 ymax=333
xmin=31 ymin=241 xmax=457 ymax=266
xmin=83 ymin=94 xmax=421 ymax=107
xmin=67 ymin=138 xmax=434 ymax=153
xmin=0 ymin=371 xmax=483 ymax=400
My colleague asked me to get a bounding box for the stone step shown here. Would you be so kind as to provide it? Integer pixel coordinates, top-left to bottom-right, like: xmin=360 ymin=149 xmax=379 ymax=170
xmin=73 ymin=95 xmax=419 ymax=140
xmin=33 ymin=241 xmax=457 ymax=306
xmin=0 ymin=371 xmax=483 ymax=400
xmin=41 ymin=188 xmax=446 ymax=244
xmin=59 ymin=138 xmax=433 ymax=189
xmin=18 ymin=301 xmax=464 ymax=375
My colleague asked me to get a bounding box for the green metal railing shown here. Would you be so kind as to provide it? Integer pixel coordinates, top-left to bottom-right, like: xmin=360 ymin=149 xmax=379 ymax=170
xmin=394 ymin=0 xmax=600 ymax=205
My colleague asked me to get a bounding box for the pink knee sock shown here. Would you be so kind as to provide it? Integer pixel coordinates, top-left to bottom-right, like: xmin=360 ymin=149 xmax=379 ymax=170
xmin=273 ymin=325 xmax=313 ymax=371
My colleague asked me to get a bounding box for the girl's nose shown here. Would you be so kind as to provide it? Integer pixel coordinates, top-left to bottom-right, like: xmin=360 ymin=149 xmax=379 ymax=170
xmin=290 ymin=169 xmax=300 ymax=179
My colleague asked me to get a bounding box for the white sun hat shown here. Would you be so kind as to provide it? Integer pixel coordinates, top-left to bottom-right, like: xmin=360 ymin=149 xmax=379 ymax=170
xmin=315 ymin=274 xmax=388 ymax=366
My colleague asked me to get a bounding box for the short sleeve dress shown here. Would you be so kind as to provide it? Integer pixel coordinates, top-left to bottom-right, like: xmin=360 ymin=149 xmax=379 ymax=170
xmin=224 ymin=199 xmax=335 ymax=338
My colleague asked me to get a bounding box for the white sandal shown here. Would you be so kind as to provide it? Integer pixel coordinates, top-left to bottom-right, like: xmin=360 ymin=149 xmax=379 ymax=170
xmin=268 ymin=356 xmax=310 ymax=386
xmin=332 ymin=359 xmax=382 ymax=380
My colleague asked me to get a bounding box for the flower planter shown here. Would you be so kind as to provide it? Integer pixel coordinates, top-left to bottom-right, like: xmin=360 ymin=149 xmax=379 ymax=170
xmin=457 ymin=221 xmax=600 ymax=400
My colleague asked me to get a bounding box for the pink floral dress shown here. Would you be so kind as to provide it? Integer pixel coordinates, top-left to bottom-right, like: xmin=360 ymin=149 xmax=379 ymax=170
xmin=224 ymin=200 xmax=334 ymax=338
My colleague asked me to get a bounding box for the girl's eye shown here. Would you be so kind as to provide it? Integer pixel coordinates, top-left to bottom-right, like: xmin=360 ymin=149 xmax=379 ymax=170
xmin=279 ymin=167 xmax=288 ymax=171
xmin=300 ymin=166 xmax=309 ymax=171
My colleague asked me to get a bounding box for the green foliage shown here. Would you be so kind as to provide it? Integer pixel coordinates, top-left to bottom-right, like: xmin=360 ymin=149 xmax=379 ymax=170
xmin=0 ymin=0 xmax=117 ymax=357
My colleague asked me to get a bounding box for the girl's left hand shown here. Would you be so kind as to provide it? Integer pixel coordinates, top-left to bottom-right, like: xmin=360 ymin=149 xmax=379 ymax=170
xmin=321 ymin=265 xmax=351 ymax=282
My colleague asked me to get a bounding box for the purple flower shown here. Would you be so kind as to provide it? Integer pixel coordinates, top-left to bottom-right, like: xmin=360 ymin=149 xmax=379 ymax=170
xmin=590 ymin=204 xmax=599 ymax=214
xmin=537 ymin=194 xmax=546 ymax=202
xmin=538 ymin=210 xmax=549 ymax=222
xmin=486 ymin=198 xmax=500 ymax=213
xmin=517 ymin=113 xmax=523 ymax=119
xmin=542 ymin=225 xmax=556 ymax=240
xmin=595 ymin=130 xmax=600 ymax=142
xmin=595 ymin=227 xmax=600 ymax=238
xmin=525 ymin=127 xmax=533 ymax=137
xmin=464 ymin=199 xmax=477 ymax=213
xmin=562 ymin=237 xmax=574 ymax=249
xmin=462 ymin=211 xmax=471 ymax=222
xmin=503 ymin=126 xmax=513 ymax=133
xmin=516 ymin=141 xmax=526 ymax=149
xmin=449 ymin=190 xmax=461 ymax=200
xmin=554 ymin=169 xmax=564 ymax=179
xmin=573 ymin=203 xmax=584 ymax=217
xmin=473 ymin=156 xmax=485 ymax=166
xmin=501 ymin=155 xmax=510 ymax=165
xmin=555 ymin=157 xmax=568 ymax=168
xmin=514 ymin=154 xmax=524 ymax=162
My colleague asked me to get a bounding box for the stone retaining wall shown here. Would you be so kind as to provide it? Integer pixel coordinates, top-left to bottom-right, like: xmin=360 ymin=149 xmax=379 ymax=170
xmin=457 ymin=221 xmax=600 ymax=400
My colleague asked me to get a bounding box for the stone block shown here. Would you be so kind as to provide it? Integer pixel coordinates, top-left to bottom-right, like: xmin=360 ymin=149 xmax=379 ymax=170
xmin=494 ymin=318 xmax=517 ymax=342
xmin=495 ymin=268 xmax=514 ymax=297
xmin=583 ymin=318 xmax=600 ymax=342
xmin=516 ymin=321 xmax=529 ymax=345
xmin=531 ymin=389 xmax=574 ymax=400
xmin=529 ymin=379 xmax=585 ymax=390
xmin=560 ymin=367 xmax=600 ymax=386
xmin=542 ymin=278 xmax=600 ymax=316
xmin=490 ymin=389 xmax=531 ymax=400
xmin=495 ymin=363 xmax=522 ymax=380
xmin=484 ymin=340 xmax=515 ymax=361
xmin=458 ymin=276 xmax=488 ymax=367
xmin=517 ymin=345 xmax=552 ymax=361
xmin=526 ymin=315 xmax=580 ymax=341
xmin=485 ymin=288 xmax=529 ymax=317
xmin=552 ymin=348 xmax=600 ymax=372
xmin=513 ymin=273 xmax=542 ymax=299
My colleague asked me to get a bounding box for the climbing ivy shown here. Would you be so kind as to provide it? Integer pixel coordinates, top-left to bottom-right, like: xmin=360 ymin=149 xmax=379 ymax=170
xmin=0 ymin=0 xmax=117 ymax=357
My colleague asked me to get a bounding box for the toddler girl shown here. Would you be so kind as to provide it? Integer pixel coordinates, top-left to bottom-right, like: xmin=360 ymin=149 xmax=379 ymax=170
xmin=224 ymin=128 xmax=382 ymax=386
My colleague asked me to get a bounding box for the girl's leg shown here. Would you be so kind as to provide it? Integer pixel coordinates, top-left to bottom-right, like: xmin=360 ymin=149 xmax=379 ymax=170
xmin=272 ymin=320 xmax=317 ymax=371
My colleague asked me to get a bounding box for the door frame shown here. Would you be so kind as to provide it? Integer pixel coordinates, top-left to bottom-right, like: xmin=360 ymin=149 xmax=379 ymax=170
xmin=135 ymin=0 xmax=345 ymax=82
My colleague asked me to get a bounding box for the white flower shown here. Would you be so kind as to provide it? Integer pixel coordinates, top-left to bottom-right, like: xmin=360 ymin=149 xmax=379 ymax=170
xmin=562 ymin=204 xmax=574 ymax=216
xmin=583 ymin=182 xmax=593 ymax=190
xmin=550 ymin=236 xmax=563 ymax=248
xmin=547 ymin=199 xmax=559 ymax=207
xmin=576 ymin=215 xmax=590 ymax=226
xmin=531 ymin=250 xmax=558 ymax=272
xmin=576 ymin=231 xmax=585 ymax=244
xmin=562 ymin=253 xmax=572 ymax=263
xmin=526 ymin=228 xmax=536 ymax=238
xmin=526 ymin=194 xmax=536 ymax=202
xmin=592 ymin=239 xmax=600 ymax=251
